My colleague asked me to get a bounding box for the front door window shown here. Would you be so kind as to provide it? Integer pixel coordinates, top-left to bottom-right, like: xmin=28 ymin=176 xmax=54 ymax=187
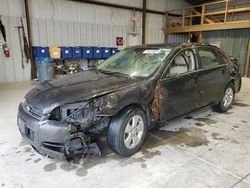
xmin=167 ymin=50 xmax=196 ymax=76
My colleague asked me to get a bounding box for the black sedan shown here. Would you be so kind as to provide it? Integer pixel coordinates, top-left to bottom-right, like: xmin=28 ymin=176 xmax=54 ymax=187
xmin=17 ymin=43 xmax=241 ymax=160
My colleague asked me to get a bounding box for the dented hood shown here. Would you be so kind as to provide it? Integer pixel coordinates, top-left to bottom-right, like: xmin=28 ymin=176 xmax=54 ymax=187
xmin=25 ymin=71 xmax=138 ymax=112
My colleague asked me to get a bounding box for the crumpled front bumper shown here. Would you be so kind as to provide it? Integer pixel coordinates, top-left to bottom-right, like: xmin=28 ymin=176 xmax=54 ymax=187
xmin=17 ymin=104 xmax=71 ymax=160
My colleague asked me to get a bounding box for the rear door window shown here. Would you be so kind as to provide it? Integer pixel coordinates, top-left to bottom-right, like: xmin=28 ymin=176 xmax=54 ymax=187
xmin=198 ymin=48 xmax=220 ymax=69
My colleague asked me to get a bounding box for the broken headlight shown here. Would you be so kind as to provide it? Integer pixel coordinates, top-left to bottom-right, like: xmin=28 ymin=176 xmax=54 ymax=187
xmin=49 ymin=107 xmax=61 ymax=121
xmin=93 ymin=94 xmax=119 ymax=110
xmin=50 ymin=101 xmax=100 ymax=124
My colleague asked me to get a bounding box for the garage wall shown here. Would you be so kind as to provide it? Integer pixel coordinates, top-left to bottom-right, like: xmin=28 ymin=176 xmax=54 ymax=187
xmin=146 ymin=0 xmax=190 ymax=44
xmin=202 ymin=0 xmax=250 ymax=77
xmin=203 ymin=29 xmax=250 ymax=76
xmin=28 ymin=0 xmax=189 ymax=46
xmin=0 ymin=0 xmax=190 ymax=82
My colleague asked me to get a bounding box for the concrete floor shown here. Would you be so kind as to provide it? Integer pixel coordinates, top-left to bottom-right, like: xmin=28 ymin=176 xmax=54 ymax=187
xmin=0 ymin=79 xmax=250 ymax=188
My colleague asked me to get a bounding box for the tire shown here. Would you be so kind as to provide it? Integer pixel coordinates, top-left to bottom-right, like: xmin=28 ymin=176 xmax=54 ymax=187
xmin=106 ymin=107 xmax=147 ymax=157
xmin=214 ymin=84 xmax=235 ymax=112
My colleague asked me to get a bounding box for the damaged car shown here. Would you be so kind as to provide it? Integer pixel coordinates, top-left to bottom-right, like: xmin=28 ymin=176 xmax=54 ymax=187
xmin=17 ymin=43 xmax=241 ymax=160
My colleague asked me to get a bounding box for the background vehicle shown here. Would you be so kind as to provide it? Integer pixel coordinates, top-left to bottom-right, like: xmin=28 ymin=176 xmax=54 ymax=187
xmin=17 ymin=43 xmax=241 ymax=160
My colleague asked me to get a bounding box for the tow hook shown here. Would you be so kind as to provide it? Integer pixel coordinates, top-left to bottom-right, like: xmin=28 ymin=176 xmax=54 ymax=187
xmin=65 ymin=132 xmax=101 ymax=163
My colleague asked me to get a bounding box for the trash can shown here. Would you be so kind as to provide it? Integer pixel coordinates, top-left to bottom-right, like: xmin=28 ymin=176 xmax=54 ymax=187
xmin=36 ymin=61 xmax=54 ymax=83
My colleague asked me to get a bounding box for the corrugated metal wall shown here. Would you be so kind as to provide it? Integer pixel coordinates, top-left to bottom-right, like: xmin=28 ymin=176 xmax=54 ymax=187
xmin=203 ymin=29 xmax=250 ymax=76
xmin=167 ymin=33 xmax=189 ymax=43
xmin=0 ymin=0 xmax=189 ymax=82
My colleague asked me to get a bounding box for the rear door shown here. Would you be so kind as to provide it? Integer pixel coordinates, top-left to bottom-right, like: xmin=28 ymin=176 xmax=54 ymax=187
xmin=159 ymin=48 xmax=200 ymax=122
xmin=195 ymin=47 xmax=230 ymax=107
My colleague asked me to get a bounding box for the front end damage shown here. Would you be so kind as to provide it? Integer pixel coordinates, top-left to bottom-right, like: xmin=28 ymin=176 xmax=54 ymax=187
xmin=17 ymin=99 xmax=110 ymax=161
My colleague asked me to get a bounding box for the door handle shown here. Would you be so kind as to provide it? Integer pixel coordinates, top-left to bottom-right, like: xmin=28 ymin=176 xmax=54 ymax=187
xmin=199 ymin=90 xmax=205 ymax=96
xmin=194 ymin=75 xmax=199 ymax=83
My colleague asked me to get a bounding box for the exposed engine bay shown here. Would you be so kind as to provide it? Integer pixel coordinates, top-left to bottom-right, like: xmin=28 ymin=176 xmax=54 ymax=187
xmin=57 ymin=102 xmax=110 ymax=162
xmin=19 ymin=97 xmax=112 ymax=162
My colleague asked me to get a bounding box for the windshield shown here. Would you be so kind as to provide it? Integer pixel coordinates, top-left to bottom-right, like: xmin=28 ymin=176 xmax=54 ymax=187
xmin=98 ymin=47 xmax=172 ymax=78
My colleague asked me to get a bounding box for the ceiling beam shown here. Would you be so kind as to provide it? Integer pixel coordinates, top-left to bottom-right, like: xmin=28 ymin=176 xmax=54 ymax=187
xmin=184 ymin=0 xmax=217 ymax=6
xmin=68 ymin=0 xmax=165 ymax=15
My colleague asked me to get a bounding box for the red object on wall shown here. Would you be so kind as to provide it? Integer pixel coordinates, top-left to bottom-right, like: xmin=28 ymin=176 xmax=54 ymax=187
xmin=3 ymin=43 xmax=10 ymax=58
xmin=116 ymin=37 xmax=123 ymax=46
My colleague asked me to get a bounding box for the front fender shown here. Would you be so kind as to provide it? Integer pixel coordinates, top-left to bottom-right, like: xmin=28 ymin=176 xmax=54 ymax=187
xmin=95 ymin=80 xmax=156 ymax=117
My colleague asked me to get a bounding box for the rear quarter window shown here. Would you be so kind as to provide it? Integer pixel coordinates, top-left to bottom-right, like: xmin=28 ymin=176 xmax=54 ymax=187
xmin=198 ymin=48 xmax=220 ymax=69
xmin=218 ymin=51 xmax=228 ymax=64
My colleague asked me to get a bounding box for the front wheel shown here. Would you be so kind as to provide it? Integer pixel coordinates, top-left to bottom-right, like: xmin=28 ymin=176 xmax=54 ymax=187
xmin=106 ymin=107 xmax=147 ymax=157
xmin=214 ymin=84 xmax=235 ymax=112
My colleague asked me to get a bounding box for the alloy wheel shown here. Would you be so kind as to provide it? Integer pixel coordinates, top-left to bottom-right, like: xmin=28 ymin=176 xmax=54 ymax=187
xmin=124 ymin=115 xmax=144 ymax=149
xmin=223 ymin=87 xmax=234 ymax=107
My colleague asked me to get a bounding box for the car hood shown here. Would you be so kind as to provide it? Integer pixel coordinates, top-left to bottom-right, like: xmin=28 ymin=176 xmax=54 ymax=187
xmin=25 ymin=71 xmax=139 ymax=112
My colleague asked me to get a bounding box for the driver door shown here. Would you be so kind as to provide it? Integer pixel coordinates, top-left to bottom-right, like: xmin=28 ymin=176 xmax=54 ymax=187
xmin=159 ymin=48 xmax=200 ymax=122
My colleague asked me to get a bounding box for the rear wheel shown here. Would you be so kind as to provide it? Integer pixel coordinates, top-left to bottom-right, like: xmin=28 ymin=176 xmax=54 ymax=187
xmin=214 ymin=84 xmax=235 ymax=112
xmin=106 ymin=107 xmax=147 ymax=157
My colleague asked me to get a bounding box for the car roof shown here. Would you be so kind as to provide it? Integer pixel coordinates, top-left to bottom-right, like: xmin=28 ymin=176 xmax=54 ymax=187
xmin=129 ymin=43 xmax=218 ymax=50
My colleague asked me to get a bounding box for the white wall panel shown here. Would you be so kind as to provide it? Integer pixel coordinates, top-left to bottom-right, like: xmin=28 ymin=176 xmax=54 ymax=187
xmin=0 ymin=16 xmax=31 ymax=82
xmin=67 ymin=22 xmax=75 ymax=46
xmin=146 ymin=13 xmax=164 ymax=44
xmin=0 ymin=51 xmax=6 ymax=81
xmin=38 ymin=20 xmax=48 ymax=46
xmin=0 ymin=0 xmax=24 ymax=17
xmin=0 ymin=0 xmax=9 ymax=16
xmin=78 ymin=4 xmax=97 ymax=23
xmin=30 ymin=19 xmax=39 ymax=45
xmin=46 ymin=20 xmax=55 ymax=46
xmin=28 ymin=18 xmax=130 ymax=47
xmin=53 ymin=21 xmax=62 ymax=46
xmin=73 ymin=22 xmax=81 ymax=46
xmin=3 ymin=16 xmax=16 ymax=82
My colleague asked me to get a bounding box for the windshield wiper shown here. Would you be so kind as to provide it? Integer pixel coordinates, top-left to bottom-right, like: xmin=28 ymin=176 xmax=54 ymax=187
xmin=98 ymin=70 xmax=129 ymax=78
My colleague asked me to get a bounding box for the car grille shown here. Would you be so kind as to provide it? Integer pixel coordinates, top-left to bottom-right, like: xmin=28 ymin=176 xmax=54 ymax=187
xmin=22 ymin=100 xmax=43 ymax=120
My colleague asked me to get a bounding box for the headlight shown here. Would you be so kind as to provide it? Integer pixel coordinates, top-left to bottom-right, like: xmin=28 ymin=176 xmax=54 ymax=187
xmin=94 ymin=94 xmax=118 ymax=109
xmin=49 ymin=107 xmax=61 ymax=121
xmin=51 ymin=101 xmax=99 ymax=123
